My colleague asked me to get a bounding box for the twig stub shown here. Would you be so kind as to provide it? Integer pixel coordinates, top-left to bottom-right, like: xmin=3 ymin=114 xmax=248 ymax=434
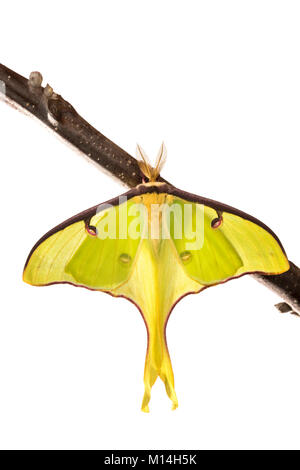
xmin=29 ymin=71 xmax=43 ymax=88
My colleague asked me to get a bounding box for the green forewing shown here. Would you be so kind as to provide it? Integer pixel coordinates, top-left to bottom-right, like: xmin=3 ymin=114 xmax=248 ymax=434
xmin=24 ymin=199 xmax=143 ymax=289
xmin=166 ymin=199 xmax=243 ymax=283
xmin=166 ymin=197 xmax=289 ymax=284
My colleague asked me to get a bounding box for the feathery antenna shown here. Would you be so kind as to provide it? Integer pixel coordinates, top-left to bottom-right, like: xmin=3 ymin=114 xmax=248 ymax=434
xmin=137 ymin=142 xmax=167 ymax=182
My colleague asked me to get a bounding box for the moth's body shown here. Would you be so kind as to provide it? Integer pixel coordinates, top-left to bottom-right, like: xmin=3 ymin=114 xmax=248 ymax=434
xmin=23 ymin=146 xmax=290 ymax=411
xmin=111 ymin=188 xmax=200 ymax=411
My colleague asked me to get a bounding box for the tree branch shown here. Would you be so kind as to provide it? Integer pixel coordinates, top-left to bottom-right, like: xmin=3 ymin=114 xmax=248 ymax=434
xmin=254 ymin=263 xmax=300 ymax=316
xmin=0 ymin=63 xmax=168 ymax=188
xmin=1 ymin=63 xmax=299 ymax=314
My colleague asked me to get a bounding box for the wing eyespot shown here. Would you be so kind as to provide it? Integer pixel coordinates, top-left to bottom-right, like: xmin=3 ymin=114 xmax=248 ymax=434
xmin=119 ymin=253 xmax=132 ymax=264
xmin=180 ymin=251 xmax=192 ymax=263
xmin=211 ymin=217 xmax=223 ymax=229
xmin=86 ymin=225 xmax=97 ymax=237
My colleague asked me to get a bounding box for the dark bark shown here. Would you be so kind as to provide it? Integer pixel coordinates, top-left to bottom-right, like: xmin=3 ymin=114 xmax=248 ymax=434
xmin=1 ymin=63 xmax=299 ymax=314
xmin=254 ymin=263 xmax=300 ymax=316
xmin=0 ymin=63 xmax=168 ymax=188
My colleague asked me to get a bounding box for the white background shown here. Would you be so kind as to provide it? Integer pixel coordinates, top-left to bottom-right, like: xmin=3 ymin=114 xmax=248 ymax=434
xmin=0 ymin=0 xmax=299 ymax=450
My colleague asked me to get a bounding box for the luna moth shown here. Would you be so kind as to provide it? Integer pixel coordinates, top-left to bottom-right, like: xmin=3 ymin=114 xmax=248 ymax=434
xmin=23 ymin=143 xmax=289 ymax=412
